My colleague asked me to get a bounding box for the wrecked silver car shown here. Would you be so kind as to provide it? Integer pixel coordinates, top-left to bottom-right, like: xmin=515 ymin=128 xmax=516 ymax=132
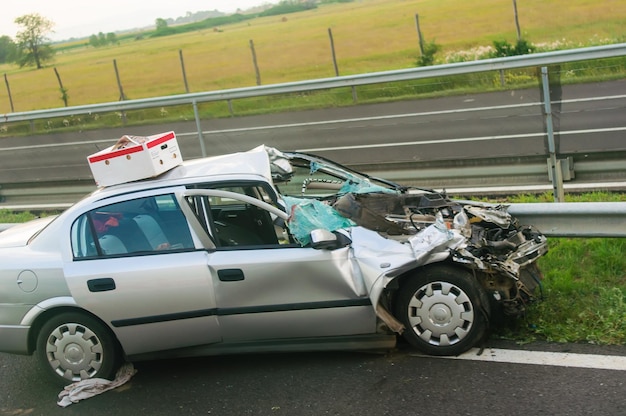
xmin=0 ymin=146 xmax=547 ymax=385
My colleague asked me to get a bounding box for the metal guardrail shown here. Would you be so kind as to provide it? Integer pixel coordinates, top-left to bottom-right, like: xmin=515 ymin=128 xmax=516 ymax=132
xmin=507 ymin=202 xmax=626 ymax=237
xmin=2 ymin=43 xmax=625 ymax=123
xmin=1 ymin=44 xmax=625 ymax=207
xmin=2 ymin=202 xmax=626 ymax=237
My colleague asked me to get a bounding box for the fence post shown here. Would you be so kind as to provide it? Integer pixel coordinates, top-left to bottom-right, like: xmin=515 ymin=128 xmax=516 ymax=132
xmin=328 ymin=28 xmax=339 ymax=77
xmin=415 ymin=13 xmax=425 ymax=56
xmin=3 ymin=73 xmax=14 ymax=113
xmin=541 ymin=66 xmax=564 ymax=202
xmin=53 ymin=67 xmax=69 ymax=107
xmin=113 ymin=59 xmax=127 ymax=124
xmin=113 ymin=59 xmax=126 ymax=100
xmin=249 ymin=40 xmax=261 ymax=86
xmin=179 ymin=49 xmax=189 ymax=93
xmin=512 ymin=0 xmax=522 ymax=42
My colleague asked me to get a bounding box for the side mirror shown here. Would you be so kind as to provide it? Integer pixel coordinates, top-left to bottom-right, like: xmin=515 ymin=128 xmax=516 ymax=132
xmin=310 ymin=229 xmax=351 ymax=250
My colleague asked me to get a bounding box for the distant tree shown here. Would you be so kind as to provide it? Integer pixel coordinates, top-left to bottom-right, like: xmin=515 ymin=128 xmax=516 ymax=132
xmin=260 ymin=0 xmax=317 ymax=17
xmin=0 ymin=35 xmax=17 ymax=64
xmin=156 ymin=18 xmax=169 ymax=32
xmin=88 ymin=34 xmax=101 ymax=48
xmin=14 ymin=13 xmax=55 ymax=69
xmin=89 ymin=32 xmax=118 ymax=48
xmin=106 ymin=32 xmax=118 ymax=45
xmin=153 ymin=17 xmax=176 ymax=37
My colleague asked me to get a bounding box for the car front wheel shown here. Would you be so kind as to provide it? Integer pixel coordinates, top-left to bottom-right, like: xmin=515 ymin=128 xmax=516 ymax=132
xmin=36 ymin=312 xmax=120 ymax=385
xmin=395 ymin=265 xmax=489 ymax=356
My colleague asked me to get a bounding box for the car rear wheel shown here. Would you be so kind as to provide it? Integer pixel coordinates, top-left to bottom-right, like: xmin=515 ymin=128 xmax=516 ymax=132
xmin=36 ymin=312 xmax=120 ymax=385
xmin=395 ymin=265 xmax=489 ymax=356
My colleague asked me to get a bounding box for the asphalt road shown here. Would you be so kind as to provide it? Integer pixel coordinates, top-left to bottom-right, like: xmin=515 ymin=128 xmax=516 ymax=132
xmin=0 ymin=80 xmax=625 ymax=184
xmin=2 ymin=81 xmax=625 ymax=414
xmin=1 ymin=340 xmax=625 ymax=416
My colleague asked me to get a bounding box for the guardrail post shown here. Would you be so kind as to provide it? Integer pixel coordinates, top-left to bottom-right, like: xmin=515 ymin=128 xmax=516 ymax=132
xmin=227 ymin=99 xmax=234 ymax=116
xmin=192 ymin=99 xmax=207 ymax=157
xmin=541 ymin=66 xmax=565 ymax=202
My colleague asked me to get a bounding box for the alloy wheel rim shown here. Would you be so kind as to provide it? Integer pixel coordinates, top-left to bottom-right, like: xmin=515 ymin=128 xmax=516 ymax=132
xmin=45 ymin=322 xmax=104 ymax=381
xmin=407 ymin=281 xmax=475 ymax=346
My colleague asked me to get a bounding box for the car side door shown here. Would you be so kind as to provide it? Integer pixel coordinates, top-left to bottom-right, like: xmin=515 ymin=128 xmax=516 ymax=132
xmin=181 ymin=188 xmax=376 ymax=343
xmin=63 ymin=191 xmax=222 ymax=356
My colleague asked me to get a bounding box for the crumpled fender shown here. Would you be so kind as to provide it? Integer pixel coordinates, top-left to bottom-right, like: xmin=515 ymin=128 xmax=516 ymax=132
xmin=349 ymin=225 xmax=465 ymax=332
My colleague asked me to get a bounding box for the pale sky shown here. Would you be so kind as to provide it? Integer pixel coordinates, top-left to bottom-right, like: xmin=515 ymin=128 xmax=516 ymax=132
xmin=1 ymin=0 xmax=280 ymax=41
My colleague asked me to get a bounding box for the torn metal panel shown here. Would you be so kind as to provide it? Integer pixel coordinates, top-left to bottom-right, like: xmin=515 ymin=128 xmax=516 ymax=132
xmin=407 ymin=216 xmax=467 ymax=267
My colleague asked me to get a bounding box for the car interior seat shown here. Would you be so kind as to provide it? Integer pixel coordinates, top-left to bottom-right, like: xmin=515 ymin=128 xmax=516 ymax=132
xmin=133 ymin=214 xmax=169 ymax=250
xmin=98 ymin=234 xmax=128 ymax=255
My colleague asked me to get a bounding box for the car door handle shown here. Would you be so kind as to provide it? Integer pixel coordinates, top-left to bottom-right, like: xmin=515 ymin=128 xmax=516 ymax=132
xmin=87 ymin=278 xmax=116 ymax=292
xmin=218 ymin=269 xmax=245 ymax=282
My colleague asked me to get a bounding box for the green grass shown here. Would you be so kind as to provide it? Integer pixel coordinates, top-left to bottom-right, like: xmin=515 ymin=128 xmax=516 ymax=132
xmin=3 ymin=192 xmax=625 ymax=346
xmin=499 ymin=237 xmax=626 ymax=345
xmin=0 ymin=210 xmax=39 ymax=222
xmin=491 ymin=192 xmax=626 ymax=345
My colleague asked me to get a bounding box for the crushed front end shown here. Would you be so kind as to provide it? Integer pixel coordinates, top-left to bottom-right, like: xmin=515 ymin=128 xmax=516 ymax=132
xmin=274 ymin=150 xmax=549 ymax=317
xmin=332 ymin=191 xmax=548 ymax=316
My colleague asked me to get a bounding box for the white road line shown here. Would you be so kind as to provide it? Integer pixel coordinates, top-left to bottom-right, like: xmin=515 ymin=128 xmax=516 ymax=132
xmin=2 ymin=126 xmax=625 ymax=153
xmin=296 ymin=127 xmax=626 ymax=153
xmin=416 ymin=348 xmax=626 ymax=371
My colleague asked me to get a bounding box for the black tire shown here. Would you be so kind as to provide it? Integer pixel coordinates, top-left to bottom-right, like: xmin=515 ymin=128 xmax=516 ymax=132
xmin=394 ymin=265 xmax=490 ymax=356
xmin=36 ymin=312 xmax=121 ymax=386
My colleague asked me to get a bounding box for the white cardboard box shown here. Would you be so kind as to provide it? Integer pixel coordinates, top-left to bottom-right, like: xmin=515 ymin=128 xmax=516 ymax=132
xmin=87 ymin=131 xmax=182 ymax=187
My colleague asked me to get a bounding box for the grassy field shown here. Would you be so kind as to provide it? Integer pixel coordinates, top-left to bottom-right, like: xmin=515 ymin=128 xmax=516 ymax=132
xmin=0 ymin=0 xmax=624 ymax=114
xmin=1 ymin=192 xmax=625 ymax=346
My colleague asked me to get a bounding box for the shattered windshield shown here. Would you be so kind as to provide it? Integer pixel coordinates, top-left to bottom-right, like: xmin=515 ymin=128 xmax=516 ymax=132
xmin=273 ymin=151 xmax=413 ymax=198
xmin=265 ymin=149 xmax=458 ymax=238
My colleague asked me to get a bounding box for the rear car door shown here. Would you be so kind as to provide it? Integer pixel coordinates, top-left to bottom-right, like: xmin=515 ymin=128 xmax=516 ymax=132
xmin=182 ymin=187 xmax=376 ymax=343
xmin=63 ymin=191 xmax=221 ymax=356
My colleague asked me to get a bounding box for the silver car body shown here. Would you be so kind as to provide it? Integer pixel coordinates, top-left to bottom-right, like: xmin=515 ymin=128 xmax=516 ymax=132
xmin=0 ymin=145 xmax=547 ymax=374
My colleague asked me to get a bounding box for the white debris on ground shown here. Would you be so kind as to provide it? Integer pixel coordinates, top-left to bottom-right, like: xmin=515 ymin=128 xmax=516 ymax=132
xmin=57 ymin=363 xmax=136 ymax=407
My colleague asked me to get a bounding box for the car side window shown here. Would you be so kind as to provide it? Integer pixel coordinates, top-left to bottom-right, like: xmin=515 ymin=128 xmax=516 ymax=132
xmin=184 ymin=184 xmax=294 ymax=249
xmin=71 ymin=194 xmax=195 ymax=259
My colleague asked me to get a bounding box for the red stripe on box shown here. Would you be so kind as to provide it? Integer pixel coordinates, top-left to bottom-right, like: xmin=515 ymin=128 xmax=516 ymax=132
xmin=147 ymin=131 xmax=175 ymax=149
xmin=88 ymin=145 xmax=144 ymax=163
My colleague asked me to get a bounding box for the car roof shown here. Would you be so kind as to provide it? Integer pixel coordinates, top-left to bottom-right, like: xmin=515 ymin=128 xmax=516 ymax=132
xmin=88 ymin=146 xmax=275 ymax=201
